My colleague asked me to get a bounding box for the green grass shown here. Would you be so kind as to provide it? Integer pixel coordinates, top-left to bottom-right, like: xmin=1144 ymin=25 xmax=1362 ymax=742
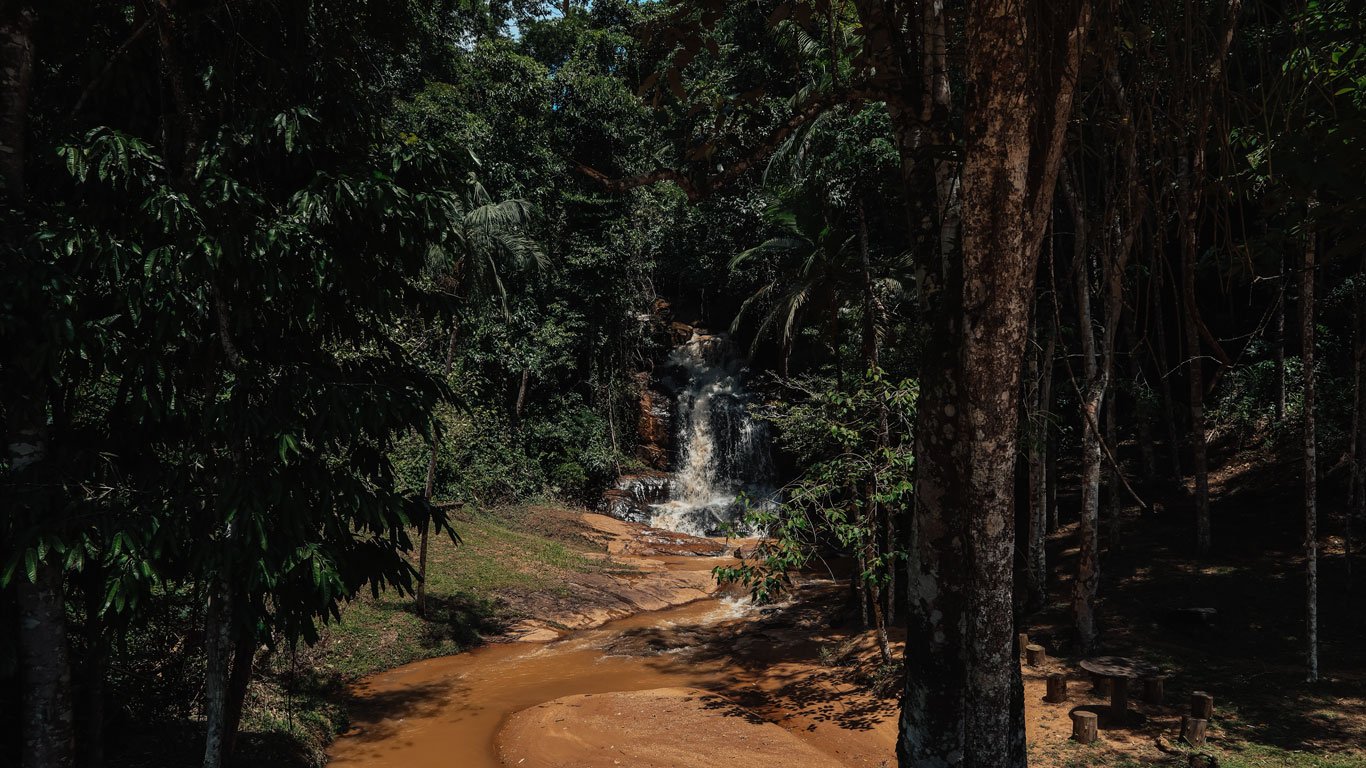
xmin=1213 ymin=743 xmax=1366 ymax=768
xmin=236 ymin=504 xmax=606 ymax=766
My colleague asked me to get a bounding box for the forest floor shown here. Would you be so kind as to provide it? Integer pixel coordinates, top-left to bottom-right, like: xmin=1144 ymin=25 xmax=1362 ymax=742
xmin=203 ymin=439 xmax=1366 ymax=768
xmin=1024 ymin=438 xmax=1366 ymax=767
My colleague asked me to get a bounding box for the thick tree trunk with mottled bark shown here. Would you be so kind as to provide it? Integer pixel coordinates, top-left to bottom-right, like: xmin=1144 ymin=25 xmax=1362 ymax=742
xmin=898 ymin=1 xmax=1088 ymax=762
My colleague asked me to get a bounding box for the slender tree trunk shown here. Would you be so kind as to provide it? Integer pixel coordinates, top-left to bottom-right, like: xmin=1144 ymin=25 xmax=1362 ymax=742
xmin=1351 ymin=258 xmax=1365 ymax=584
xmin=1046 ymin=411 xmax=1060 ymax=533
xmin=418 ymin=320 xmax=461 ymax=616
xmin=1180 ymin=156 xmax=1211 ymax=557
xmin=220 ymin=630 xmax=257 ymax=758
xmin=856 ymin=200 xmax=897 ymax=633
xmin=201 ymin=572 xmax=233 ymax=768
xmin=1105 ymin=394 xmax=1122 ymax=550
xmin=1063 ymin=168 xmax=1103 ymax=654
xmin=1024 ymin=317 xmax=1049 ymax=609
xmin=513 ymin=369 xmax=530 ymax=426
xmin=1275 ymin=253 xmax=1288 ymax=421
xmin=81 ymin=569 xmax=108 ymax=768
xmin=1152 ymin=260 xmax=1183 ymax=484
xmin=1301 ymin=203 xmax=1318 ymax=683
xmin=1125 ymin=300 xmax=1158 ymax=486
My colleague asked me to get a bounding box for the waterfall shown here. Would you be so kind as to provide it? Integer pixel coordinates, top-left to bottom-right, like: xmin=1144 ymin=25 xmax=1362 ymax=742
xmin=645 ymin=332 xmax=775 ymax=537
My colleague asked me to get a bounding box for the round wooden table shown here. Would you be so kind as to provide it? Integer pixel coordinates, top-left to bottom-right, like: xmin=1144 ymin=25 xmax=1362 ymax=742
xmin=1079 ymin=656 xmax=1160 ymax=719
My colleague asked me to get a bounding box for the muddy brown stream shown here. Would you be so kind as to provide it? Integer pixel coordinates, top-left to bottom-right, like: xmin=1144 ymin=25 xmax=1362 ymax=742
xmin=326 ymin=584 xmax=897 ymax=768
xmin=328 ymin=597 xmax=764 ymax=767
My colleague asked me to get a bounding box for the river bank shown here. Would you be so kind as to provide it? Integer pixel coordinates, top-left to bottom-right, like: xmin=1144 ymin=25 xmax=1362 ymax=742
xmin=326 ymin=533 xmax=901 ymax=768
xmin=226 ymin=504 xmax=791 ymax=766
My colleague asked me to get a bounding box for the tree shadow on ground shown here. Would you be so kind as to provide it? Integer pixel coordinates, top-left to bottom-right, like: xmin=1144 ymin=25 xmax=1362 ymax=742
xmin=601 ymin=587 xmax=900 ymax=734
xmin=1030 ymin=438 xmax=1366 ymax=760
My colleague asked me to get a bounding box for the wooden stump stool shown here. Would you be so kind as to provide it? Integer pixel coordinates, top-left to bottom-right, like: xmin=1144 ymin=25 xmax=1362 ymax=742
xmin=1190 ymin=691 xmax=1214 ymax=719
xmin=1025 ymin=644 xmax=1047 ymax=666
xmin=1045 ymin=673 xmax=1069 ymax=703
xmin=1180 ymin=715 xmax=1209 ymax=746
xmin=1143 ymin=675 xmax=1166 ymax=705
xmin=1071 ymin=711 xmax=1099 ymax=744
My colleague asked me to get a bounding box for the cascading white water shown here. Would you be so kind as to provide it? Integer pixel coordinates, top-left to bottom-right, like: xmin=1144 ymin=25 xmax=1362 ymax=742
xmin=646 ymin=332 xmax=774 ymax=537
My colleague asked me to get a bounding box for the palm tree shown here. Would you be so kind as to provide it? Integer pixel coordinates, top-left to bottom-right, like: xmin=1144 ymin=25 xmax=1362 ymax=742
xmin=417 ymin=175 xmax=545 ymax=616
xmin=730 ymin=193 xmax=908 ymax=377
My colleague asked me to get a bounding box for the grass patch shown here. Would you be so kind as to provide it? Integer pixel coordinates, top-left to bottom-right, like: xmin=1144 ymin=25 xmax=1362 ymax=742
xmin=236 ymin=504 xmax=607 ymax=767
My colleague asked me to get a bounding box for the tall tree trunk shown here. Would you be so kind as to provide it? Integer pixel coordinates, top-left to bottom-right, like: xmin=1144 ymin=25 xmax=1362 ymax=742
xmin=16 ymin=560 xmax=75 ymax=768
xmin=513 ymin=369 xmax=530 ymax=427
xmin=4 ymin=9 xmax=76 ymax=768
xmin=220 ymin=630 xmax=257 ymax=758
xmin=1351 ymin=257 xmax=1365 ymax=583
xmin=80 ymin=568 xmax=108 ymax=768
xmin=1024 ymin=314 xmax=1052 ymax=609
xmin=0 ymin=3 xmax=33 ymax=196
xmin=201 ymin=572 xmax=233 ymax=768
xmin=1124 ymin=300 xmax=1158 ymax=486
xmin=418 ymin=320 xmax=461 ymax=616
xmin=898 ymin=1 xmax=1088 ymax=762
xmin=1301 ymin=203 xmax=1318 ymax=683
xmin=1063 ymin=168 xmax=1103 ymax=654
xmin=1151 ymin=259 xmax=1183 ymax=484
xmin=857 ymin=200 xmax=890 ymax=661
xmin=1179 ymin=0 xmax=1240 ymax=557
xmin=1180 ymin=163 xmax=1211 ymax=557
xmin=1275 ymin=253 xmax=1288 ymax=421
xmin=1105 ymin=395 xmax=1121 ymax=550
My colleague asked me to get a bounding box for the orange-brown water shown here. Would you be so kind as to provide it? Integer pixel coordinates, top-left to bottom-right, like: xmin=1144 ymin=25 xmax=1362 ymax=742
xmin=328 ymin=599 xmax=761 ymax=768
xmin=327 ymin=588 xmax=899 ymax=768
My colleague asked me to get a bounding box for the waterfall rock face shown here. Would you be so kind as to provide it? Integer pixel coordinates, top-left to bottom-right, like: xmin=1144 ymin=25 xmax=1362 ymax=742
xmin=633 ymin=371 xmax=672 ymax=470
xmin=603 ymin=331 xmax=775 ymax=537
